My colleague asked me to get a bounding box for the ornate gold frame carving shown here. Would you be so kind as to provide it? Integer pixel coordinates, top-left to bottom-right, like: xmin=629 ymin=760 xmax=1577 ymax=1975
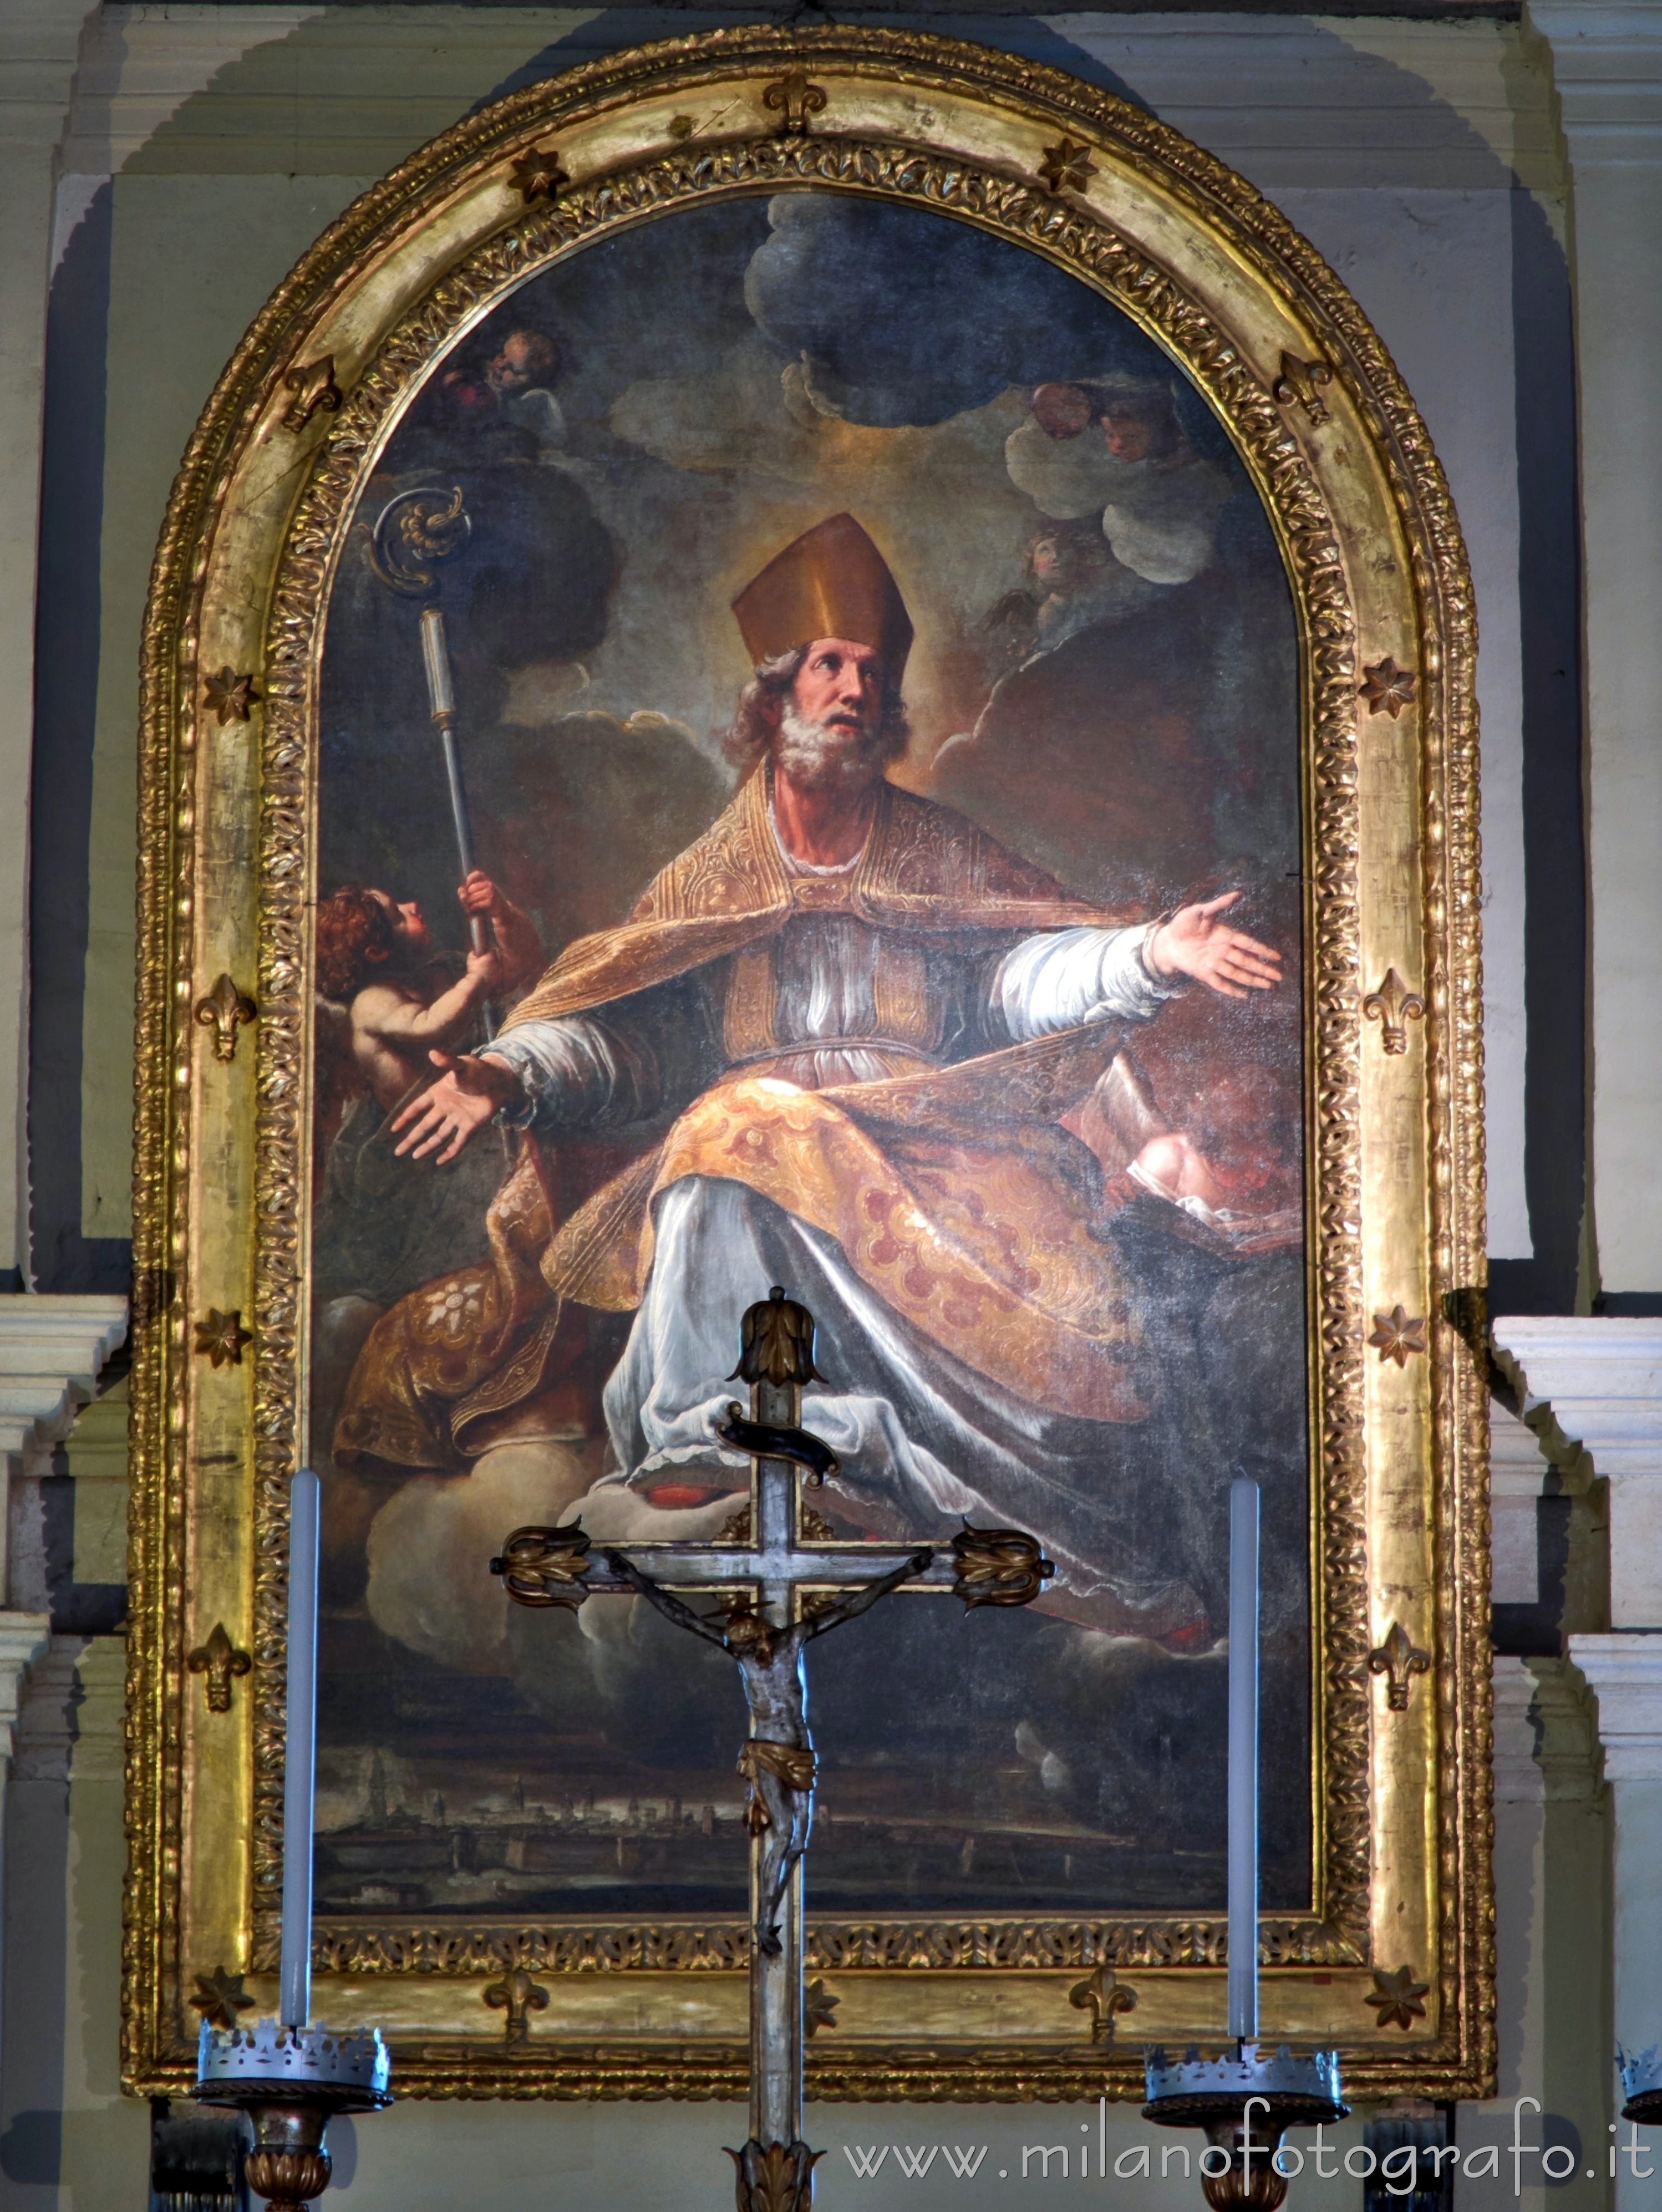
xmin=126 ymin=23 xmax=1491 ymax=2103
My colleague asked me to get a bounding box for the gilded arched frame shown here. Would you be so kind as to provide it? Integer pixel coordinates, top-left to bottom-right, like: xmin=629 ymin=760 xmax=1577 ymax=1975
xmin=126 ymin=24 xmax=1491 ymax=2102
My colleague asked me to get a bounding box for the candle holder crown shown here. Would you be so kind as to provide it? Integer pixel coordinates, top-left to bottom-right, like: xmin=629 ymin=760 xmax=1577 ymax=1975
xmin=1619 ymin=2044 xmax=1662 ymax=2122
xmin=1144 ymin=2041 xmax=1346 ymax=2113
xmin=196 ymin=2019 xmax=392 ymax=2098
xmin=1142 ymin=2042 xmax=1347 ymax=2212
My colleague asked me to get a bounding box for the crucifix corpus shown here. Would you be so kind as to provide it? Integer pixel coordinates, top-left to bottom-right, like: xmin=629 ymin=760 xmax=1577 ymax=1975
xmin=491 ymin=1285 xmax=1056 ymax=2211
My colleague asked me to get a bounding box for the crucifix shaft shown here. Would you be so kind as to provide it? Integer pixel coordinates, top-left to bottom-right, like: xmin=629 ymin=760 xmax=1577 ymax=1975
xmin=491 ymin=1286 xmax=1055 ymax=2210
xmin=752 ymin=1365 xmax=804 ymax=2153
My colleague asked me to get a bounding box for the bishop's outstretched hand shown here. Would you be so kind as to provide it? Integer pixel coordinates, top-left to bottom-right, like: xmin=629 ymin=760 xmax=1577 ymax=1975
xmin=391 ymin=1049 xmax=522 ymax=1163
xmin=1146 ymin=891 xmax=1282 ymax=1001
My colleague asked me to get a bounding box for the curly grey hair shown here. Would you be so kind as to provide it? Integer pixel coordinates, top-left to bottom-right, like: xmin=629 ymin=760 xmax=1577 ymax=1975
xmin=724 ymin=646 xmax=911 ymax=771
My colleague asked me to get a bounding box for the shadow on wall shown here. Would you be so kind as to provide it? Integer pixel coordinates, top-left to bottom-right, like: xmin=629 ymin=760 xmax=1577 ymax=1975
xmin=29 ymin=179 xmax=128 ymax=1297
xmin=1492 ymin=181 xmax=1584 ymax=1316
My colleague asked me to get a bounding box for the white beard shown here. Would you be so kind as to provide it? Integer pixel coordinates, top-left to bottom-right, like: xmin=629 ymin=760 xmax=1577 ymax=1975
xmin=775 ymin=708 xmax=882 ymax=791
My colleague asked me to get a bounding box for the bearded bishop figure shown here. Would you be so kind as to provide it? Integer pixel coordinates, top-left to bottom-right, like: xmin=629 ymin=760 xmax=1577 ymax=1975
xmin=334 ymin=514 xmax=1282 ymax=1644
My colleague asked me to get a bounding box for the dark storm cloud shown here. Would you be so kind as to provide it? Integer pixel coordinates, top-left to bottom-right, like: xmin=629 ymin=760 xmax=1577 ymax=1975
xmin=744 ymin=195 xmax=1173 ymax=429
xmin=525 ymin=198 xmax=772 ymax=425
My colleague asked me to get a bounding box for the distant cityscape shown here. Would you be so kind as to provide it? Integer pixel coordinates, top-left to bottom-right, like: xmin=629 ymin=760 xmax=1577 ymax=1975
xmin=312 ymin=1745 xmax=1217 ymax=1919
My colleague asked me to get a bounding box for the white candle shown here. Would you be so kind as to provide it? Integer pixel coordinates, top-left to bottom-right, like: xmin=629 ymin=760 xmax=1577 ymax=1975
xmin=280 ymin=1467 xmax=321 ymax=2030
xmin=1226 ymin=1473 xmax=1259 ymax=2043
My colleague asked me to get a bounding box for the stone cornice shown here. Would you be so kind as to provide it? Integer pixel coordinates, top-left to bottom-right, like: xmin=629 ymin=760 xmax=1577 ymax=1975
xmin=1493 ymin=1654 xmax=1603 ymax=1799
xmin=0 ymin=1293 xmax=128 ymax=1457
xmin=1491 ymin=1316 xmax=1662 ymax=1477
xmin=1528 ymin=0 xmax=1662 ymax=162
xmin=1493 ymin=1317 xmax=1662 ymax=1625
xmin=57 ymin=9 xmax=1564 ymax=195
xmin=1569 ymin=1634 xmax=1662 ymax=1779
xmin=14 ymin=1632 xmax=124 ymax=1782
xmin=0 ymin=0 xmax=99 ymax=156
xmin=1490 ymin=1399 xmax=1563 ymax=1604
xmin=1493 ymin=1656 xmax=1546 ymax=1802
xmin=0 ymin=1613 xmax=53 ymax=1767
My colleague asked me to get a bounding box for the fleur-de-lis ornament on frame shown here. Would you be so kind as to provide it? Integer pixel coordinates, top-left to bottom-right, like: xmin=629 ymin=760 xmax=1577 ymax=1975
xmin=187 ymin=1622 xmax=252 ymax=1713
xmin=1363 ymin=968 xmax=1425 ymax=1055
xmin=763 ymin=70 xmax=828 ymax=135
xmin=1272 ymin=350 xmax=1334 ymax=425
xmin=194 ymin=973 xmax=257 ymax=1064
xmin=1368 ymin=1619 xmax=1431 ymax=1711
xmin=280 ymin=354 xmax=341 ymax=435
xmin=1068 ymin=1962 xmax=1137 ymax=2045
xmin=484 ymin=1966 xmax=550 ymax=2044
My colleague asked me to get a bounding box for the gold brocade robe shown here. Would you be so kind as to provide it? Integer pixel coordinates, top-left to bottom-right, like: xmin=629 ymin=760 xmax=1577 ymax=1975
xmin=335 ymin=772 xmax=1156 ymax=1477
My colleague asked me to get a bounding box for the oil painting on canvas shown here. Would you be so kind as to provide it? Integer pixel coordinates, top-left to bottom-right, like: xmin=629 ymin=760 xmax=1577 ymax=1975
xmin=304 ymin=189 xmax=1309 ymax=1933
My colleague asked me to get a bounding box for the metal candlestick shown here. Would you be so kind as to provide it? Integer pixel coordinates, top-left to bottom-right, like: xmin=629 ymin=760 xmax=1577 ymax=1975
xmin=1620 ymin=2045 xmax=1662 ymax=2124
xmin=1143 ymin=1474 xmax=1345 ymax=2208
xmin=1144 ymin=2044 xmax=1347 ymax=2212
xmin=193 ymin=2022 xmax=392 ymax=2212
xmin=195 ymin=1469 xmax=394 ymax=2209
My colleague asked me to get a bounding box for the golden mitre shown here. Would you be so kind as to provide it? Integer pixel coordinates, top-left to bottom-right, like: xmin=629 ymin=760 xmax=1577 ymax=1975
xmin=732 ymin=513 xmax=914 ymax=683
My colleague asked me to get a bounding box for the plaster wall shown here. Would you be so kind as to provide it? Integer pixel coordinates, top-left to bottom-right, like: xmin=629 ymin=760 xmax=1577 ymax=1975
xmin=28 ymin=4 xmax=1569 ymax=1282
xmin=2 ymin=1678 xmax=1378 ymax=2210
xmin=0 ymin=6 xmax=1624 ymax=2207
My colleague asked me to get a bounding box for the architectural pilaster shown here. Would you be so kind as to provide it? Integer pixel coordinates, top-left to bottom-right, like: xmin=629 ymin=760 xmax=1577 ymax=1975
xmin=1490 ymin=1400 xmax=1570 ymax=1606
xmin=0 ymin=1619 xmax=53 ymax=1773
xmin=1493 ymin=1317 xmax=1662 ymax=1625
xmin=0 ymin=1291 xmax=125 ymax=2088
xmin=1567 ymin=1640 xmax=1662 ymax=1780
xmin=1523 ymin=0 xmax=1662 ymax=1290
xmin=1565 ymin=1635 xmax=1662 ymax=2210
xmin=0 ymin=0 xmax=104 ymax=1276
xmin=1494 ymin=1314 xmax=1662 ymax=2200
xmin=4 ymin=1633 xmax=144 ymax=2187
xmin=0 ymin=1290 xmax=126 ymax=1619
xmin=1487 ymin=1657 xmax=1607 ymax=2141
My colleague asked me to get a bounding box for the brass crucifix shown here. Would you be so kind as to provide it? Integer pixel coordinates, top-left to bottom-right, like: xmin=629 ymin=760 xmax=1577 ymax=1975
xmin=491 ymin=1286 xmax=1055 ymax=2211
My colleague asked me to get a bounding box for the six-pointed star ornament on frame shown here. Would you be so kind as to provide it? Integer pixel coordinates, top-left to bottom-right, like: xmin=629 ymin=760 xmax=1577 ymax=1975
xmin=189 ymin=1965 xmax=256 ymax=2031
xmin=1038 ymin=136 xmax=1099 ymax=194
xmin=509 ymin=143 xmax=569 ymax=200
xmin=1367 ymin=1965 xmax=1431 ymax=2032
xmin=202 ymin=666 xmax=259 ymax=725
xmin=193 ymin=1307 xmax=253 ymax=1368
xmin=1358 ymin=656 xmax=1419 ymax=718
xmin=1369 ymin=1305 xmax=1427 ymax=1367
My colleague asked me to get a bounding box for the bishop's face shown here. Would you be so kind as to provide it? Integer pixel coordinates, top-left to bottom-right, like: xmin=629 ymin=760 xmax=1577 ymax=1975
xmin=776 ymin=637 xmax=888 ymax=794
